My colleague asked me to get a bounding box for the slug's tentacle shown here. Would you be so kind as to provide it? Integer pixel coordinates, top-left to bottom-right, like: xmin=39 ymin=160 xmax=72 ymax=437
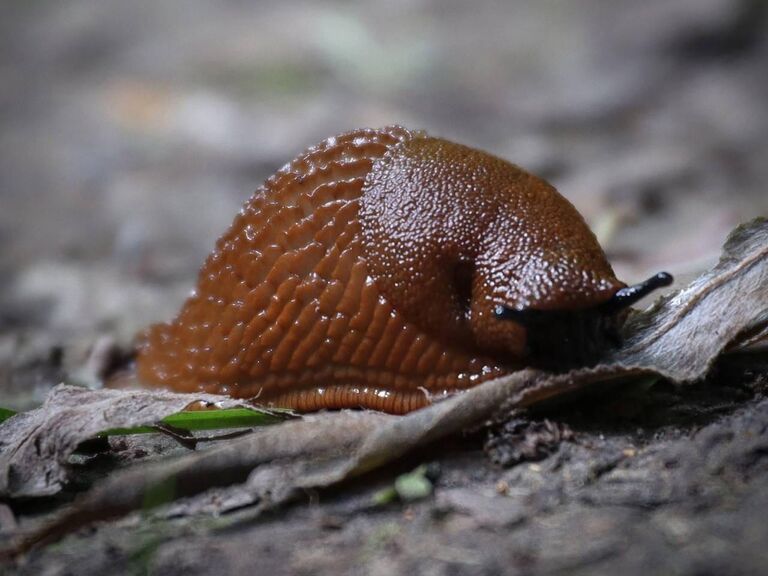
xmin=494 ymin=272 xmax=673 ymax=324
xmin=599 ymin=272 xmax=673 ymax=314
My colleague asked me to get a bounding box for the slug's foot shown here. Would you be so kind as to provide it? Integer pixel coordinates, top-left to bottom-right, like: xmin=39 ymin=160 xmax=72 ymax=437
xmin=261 ymin=384 xmax=450 ymax=414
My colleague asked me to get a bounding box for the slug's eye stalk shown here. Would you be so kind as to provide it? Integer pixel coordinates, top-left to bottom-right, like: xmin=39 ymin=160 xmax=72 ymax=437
xmin=599 ymin=272 xmax=673 ymax=314
xmin=493 ymin=271 xmax=673 ymax=370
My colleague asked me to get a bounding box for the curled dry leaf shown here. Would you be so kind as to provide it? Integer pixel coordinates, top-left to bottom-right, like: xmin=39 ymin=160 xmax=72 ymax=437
xmin=613 ymin=218 xmax=768 ymax=373
xmin=1 ymin=218 xmax=766 ymax=557
xmin=0 ymin=386 xmax=284 ymax=499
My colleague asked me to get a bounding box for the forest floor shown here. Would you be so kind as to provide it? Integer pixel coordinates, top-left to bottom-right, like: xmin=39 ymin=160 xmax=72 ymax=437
xmin=1 ymin=1 xmax=767 ymax=574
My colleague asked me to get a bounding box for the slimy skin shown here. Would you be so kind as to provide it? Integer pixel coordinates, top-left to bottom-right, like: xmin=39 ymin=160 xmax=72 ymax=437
xmin=135 ymin=126 xmax=668 ymax=414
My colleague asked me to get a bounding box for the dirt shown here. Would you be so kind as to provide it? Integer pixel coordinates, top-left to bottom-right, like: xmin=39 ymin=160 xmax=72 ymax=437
xmin=4 ymin=362 xmax=768 ymax=575
xmin=1 ymin=0 xmax=767 ymax=574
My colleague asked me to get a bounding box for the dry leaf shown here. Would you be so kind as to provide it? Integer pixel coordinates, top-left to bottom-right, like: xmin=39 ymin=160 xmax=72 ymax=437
xmin=0 ymin=386 xmax=280 ymax=499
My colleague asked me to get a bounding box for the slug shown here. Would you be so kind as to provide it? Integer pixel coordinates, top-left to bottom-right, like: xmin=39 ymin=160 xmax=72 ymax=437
xmin=134 ymin=126 xmax=672 ymax=414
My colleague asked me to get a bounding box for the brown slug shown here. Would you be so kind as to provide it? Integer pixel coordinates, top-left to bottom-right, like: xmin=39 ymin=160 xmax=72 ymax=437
xmin=135 ymin=126 xmax=672 ymax=414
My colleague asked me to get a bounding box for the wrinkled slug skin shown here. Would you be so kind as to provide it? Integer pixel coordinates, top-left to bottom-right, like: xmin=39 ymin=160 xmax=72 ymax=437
xmin=135 ymin=126 xmax=622 ymax=414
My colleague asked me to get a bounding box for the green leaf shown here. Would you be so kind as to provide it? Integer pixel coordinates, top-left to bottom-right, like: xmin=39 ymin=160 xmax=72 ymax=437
xmin=372 ymin=464 xmax=433 ymax=505
xmin=99 ymin=407 xmax=284 ymax=437
xmin=371 ymin=486 xmax=398 ymax=506
xmin=394 ymin=465 xmax=433 ymax=502
xmin=0 ymin=407 xmax=16 ymax=424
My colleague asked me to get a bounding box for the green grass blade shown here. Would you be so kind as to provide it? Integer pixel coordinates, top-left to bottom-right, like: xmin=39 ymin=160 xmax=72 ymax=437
xmin=99 ymin=407 xmax=285 ymax=436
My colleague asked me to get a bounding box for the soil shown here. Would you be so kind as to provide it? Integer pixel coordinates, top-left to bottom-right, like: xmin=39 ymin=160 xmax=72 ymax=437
xmin=1 ymin=1 xmax=767 ymax=574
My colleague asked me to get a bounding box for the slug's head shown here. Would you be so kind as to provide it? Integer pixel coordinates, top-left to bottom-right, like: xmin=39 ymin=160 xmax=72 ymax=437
xmin=492 ymin=272 xmax=673 ymax=369
xmin=359 ymin=134 xmax=672 ymax=372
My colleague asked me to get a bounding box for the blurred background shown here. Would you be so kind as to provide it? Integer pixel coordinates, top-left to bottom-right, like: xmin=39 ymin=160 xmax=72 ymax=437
xmin=1 ymin=0 xmax=766 ymax=408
